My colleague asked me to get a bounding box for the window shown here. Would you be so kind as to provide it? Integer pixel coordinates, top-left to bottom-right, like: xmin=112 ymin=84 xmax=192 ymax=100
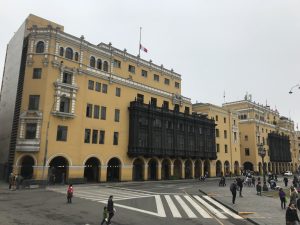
xmin=163 ymin=101 xmax=169 ymax=109
xmin=86 ymin=104 xmax=93 ymax=118
xmin=65 ymin=47 xmax=73 ymax=60
xmin=25 ymin=123 xmax=37 ymax=139
xmin=175 ymin=82 xmax=180 ymax=88
xmin=245 ymin=135 xmax=248 ymax=141
xmin=101 ymin=106 xmax=106 ymax=120
xmin=56 ymin=126 xmax=68 ymax=141
xmin=94 ymin=105 xmax=99 ymax=119
xmin=225 ymin=145 xmax=228 ymax=153
xmin=245 ymin=148 xmax=250 ymax=156
xmin=234 ymin=119 xmax=236 ymax=125
xmin=84 ymin=129 xmax=91 ymax=143
xmin=164 ymin=78 xmax=170 ymax=85
xmin=141 ymin=70 xmax=148 ymax=77
xmin=216 ymin=129 xmax=219 ymax=137
xmin=59 ymin=47 xmax=64 ymax=56
xmin=74 ymin=52 xmax=79 ymax=61
xmin=216 ymin=115 xmax=218 ymax=121
xmin=33 ymin=68 xmax=42 ymax=79
xmin=154 ymin=74 xmax=159 ymax=82
xmin=28 ymin=95 xmax=40 ymax=110
xmin=102 ymin=84 xmax=108 ymax=93
xmin=113 ymin=59 xmax=121 ymax=68
xmin=92 ymin=130 xmax=98 ymax=144
xmin=95 ymin=82 xmax=101 ymax=92
xmin=216 ymin=144 xmax=220 ymax=153
xmin=115 ymin=109 xmax=120 ymax=122
xmin=59 ymin=97 xmax=70 ymax=113
xmin=224 ymin=117 xmax=226 ymax=123
xmin=97 ymin=59 xmax=102 ymax=70
xmin=115 ymin=87 xmax=121 ymax=97
xmin=36 ymin=41 xmax=44 ymax=53
xmin=103 ymin=61 xmax=109 ymax=72
xmin=88 ymin=80 xmax=94 ymax=90
xmin=128 ymin=65 xmax=135 ymax=73
xmin=151 ymin=97 xmax=157 ymax=107
xmin=174 ymin=104 xmax=179 ymax=112
xmin=62 ymin=72 xmax=72 ymax=84
xmin=113 ymin=132 xmax=119 ymax=145
xmin=234 ymin=132 xmax=237 ymax=142
xmin=99 ymin=130 xmax=105 ymax=144
xmin=224 ymin=130 xmax=227 ymax=139
xmin=90 ymin=56 xmax=96 ymax=68
xmin=137 ymin=94 xmax=144 ymax=103
xmin=184 ymin=107 xmax=190 ymax=114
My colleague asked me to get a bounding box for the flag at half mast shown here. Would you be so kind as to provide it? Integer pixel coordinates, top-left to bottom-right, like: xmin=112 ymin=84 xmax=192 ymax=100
xmin=140 ymin=44 xmax=148 ymax=53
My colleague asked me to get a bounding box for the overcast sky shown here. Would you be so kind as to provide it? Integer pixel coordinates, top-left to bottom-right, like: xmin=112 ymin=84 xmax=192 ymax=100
xmin=0 ymin=0 xmax=299 ymax=128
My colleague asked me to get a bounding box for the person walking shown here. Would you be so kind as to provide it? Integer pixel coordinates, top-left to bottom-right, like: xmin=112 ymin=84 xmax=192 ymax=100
xmin=252 ymin=176 xmax=256 ymax=187
xmin=230 ymin=180 xmax=238 ymax=204
xmin=284 ymin=177 xmax=289 ymax=187
xmin=8 ymin=173 xmax=14 ymax=190
xmin=236 ymin=177 xmax=244 ymax=197
xmin=67 ymin=184 xmax=73 ymax=203
xmin=256 ymin=181 xmax=262 ymax=195
xmin=100 ymin=206 xmax=108 ymax=225
xmin=279 ymin=188 xmax=286 ymax=209
xmin=286 ymin=203 xmax=300 ymax=225
xmin=107 ymin=195 xmax=115 ymax=224
xmin=290 ymin=186 xmax=298 ymax=206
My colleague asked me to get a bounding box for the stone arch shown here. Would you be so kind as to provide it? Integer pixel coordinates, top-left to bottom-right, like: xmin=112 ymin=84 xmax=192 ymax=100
xmin=204 ymin=160 xmax=210 ymax=177
xmin=132 ymin=158 xmax=145 ymax=181
xmin=148 ymin=158 xmax=158 ymax=180
xmin=243 ymin=161 xmax=253 ymax=171
xmin=216 ymin=160 xmax=222 ymax=177
xmin=173 ymin=159 xmax=182 ymax=179
xmin=19 ymin=155 xmax=35 ymax=179
xmin=224 ymin=161 xmax=230 ymax=176
xmin=48 ymin=156 xmax=69 ymax=184
xmin=107 ymin=157 xmax=121 ymax=182
xmin=184 ymin=159 xmax=192 ymax=179
xmin=161 ymin=158 xmax=171 ymax=180
xmin=194 ymin=160 xmax=202 ymax=178
xmin=84 ymin=157 xmax=100 ymax=182
xmin=36 ymin=41 xmax=45 ymax=53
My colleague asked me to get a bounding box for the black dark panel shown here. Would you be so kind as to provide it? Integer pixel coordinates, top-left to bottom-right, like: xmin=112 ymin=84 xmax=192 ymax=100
xmin=128 ymin=101 xmax=216 ymax=159
xmin=268 ymin=132 xmax=291 ymax=162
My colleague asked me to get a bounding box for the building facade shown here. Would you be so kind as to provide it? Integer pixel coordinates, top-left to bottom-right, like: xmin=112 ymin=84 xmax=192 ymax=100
xmin=223 ymin=94 xmax=298 ymax=174
xmin=192 ymin=103 xmax=241 ymax=176
xmin=0 ymin=15 xmax=217 ymax=183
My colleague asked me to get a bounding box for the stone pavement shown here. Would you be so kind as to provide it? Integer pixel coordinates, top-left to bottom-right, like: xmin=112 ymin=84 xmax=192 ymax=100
xmin=199 ymin=176 xmax=292 ymax=225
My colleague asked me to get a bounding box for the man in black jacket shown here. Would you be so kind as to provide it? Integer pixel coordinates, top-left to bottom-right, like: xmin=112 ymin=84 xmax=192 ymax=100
xmin=236 ymin=177 xmax=244 ymax=197
xmin=107 ymin=195 xmax=114 ymax=224
xmin=230 ymin=180 xmax=238 ymax=204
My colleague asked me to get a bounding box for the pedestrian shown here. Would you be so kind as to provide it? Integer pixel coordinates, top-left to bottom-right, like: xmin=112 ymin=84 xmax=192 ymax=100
xmin=100 ymin=206 xmax=108 ymax=225
xmin=8 ymin=173 xmax=14 ymax=190
xmin=236 ymin=177 xmax=244 ymax=197
xmin=252 ymin=176 xmax=256 ymax=187
xmin=256 ymin=181 xmax=262 ymax=195
xmin=230 ymin=180 xmax=238 ymax=204
xmin=284 ymin=177 xmax=289 ymax=187
xmin=107 ymin=195 xmax=115 ymax=224
xmin=290 ymin=186 xmax=298 ymax=206
xmin=67 ymin=184 xmax=73 ymax=203
xmin=286 ymin=203 xmax=300 ymax=225
xmin=279 ymin=188 xmax=286 ymax=209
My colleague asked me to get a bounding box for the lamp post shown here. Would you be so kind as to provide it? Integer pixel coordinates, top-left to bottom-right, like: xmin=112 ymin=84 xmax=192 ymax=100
xmin=258 ymin=143 xmax=268 ymax=191
xmin=289 ymin=84 xmax=300 ymax=94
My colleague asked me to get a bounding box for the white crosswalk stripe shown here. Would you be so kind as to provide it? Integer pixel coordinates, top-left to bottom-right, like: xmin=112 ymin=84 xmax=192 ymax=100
xmin=48 ymin=186 xmax=244 ymax=220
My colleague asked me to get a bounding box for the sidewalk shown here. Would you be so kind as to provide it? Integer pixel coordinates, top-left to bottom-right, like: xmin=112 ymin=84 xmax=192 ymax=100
xmin=199 ymin=177 xmax=289 ymax=225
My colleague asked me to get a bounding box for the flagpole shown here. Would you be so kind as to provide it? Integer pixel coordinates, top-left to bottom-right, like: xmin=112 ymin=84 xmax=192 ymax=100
xmin=139 ymin=27 xmax=142 ymax=57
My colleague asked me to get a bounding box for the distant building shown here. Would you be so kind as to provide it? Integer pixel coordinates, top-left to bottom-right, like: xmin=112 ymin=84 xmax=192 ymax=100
xmin=0 ymin=14 xmax=217 ymax=182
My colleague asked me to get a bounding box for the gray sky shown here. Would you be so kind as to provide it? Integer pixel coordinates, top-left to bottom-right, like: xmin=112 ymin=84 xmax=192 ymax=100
xmin=0 ymin=0 xmax=299 ymax=128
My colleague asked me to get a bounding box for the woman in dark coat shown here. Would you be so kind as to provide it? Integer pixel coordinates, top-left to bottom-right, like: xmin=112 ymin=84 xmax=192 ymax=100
xmin=286 ymin=203 xmax=300 ymax=225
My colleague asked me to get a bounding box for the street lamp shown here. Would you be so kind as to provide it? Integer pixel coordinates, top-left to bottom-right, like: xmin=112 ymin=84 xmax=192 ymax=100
xmin=289 ymin=84 xmax=300 ymax=94
xmin=258 ymin=143 xmax=268 ymax=191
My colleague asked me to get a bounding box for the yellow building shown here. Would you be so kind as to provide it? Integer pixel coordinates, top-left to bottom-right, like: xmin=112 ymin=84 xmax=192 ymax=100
xmin=193 ymin=103 xmax=241 ymax=176
xmin=223 ymin=94 xmax=298 ymax=174
xmin=0 ymin=14 xmax=217 ymax=183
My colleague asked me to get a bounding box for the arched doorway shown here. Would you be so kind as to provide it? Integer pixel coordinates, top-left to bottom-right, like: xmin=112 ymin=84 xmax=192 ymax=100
xmin=216 ymin=160 xmax=222 ymax=177
xmin=204 ymin=160 xmax=210 ymax=177
xmin=243 ymin=161 xmax=253 ymax=171
xmin=161 ymin=159 xmax=170 ymax=180
xmin=185 ymin=160 xmax=192 ymax=179
xmin=107 ymin=158 xmax=121 ymax=182
xmin=84 ymin=157 xmax=100 ymax=182
xmin=133 ymin=158 xmax=144 ymax=181
xmin=194 ymin=160 xmax=202 ymax=178
xmin=234 ymin=161 xmax=239 ymax=175
xmin=20 ymin=155 xmax=34 ymax=179
xmin=224 ymin=161 xmax=230 ymax=176
xmin=49 ymin=156 xmax=69 ymax=184
xmin=148 ymin=159 xmax=158 ymax=180
xmin=173 ymin=159 xmax=182 ymax=179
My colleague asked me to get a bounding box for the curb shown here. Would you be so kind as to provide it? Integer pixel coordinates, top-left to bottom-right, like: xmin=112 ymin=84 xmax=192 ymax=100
xmin=198 ymin=188 xmax=260 ymax=225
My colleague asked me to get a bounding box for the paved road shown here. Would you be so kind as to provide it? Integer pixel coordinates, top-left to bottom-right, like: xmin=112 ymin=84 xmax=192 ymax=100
xmin=0 ymin=180 xmax=254 ymax=225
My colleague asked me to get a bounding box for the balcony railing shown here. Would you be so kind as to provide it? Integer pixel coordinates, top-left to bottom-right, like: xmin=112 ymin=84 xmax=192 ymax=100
xmin=16 ymin=138 xmax=40 ymax=152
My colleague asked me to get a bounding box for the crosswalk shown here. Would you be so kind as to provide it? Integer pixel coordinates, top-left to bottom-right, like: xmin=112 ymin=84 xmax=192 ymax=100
xmin=48 ymin=186 xmax=243 ymax=220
